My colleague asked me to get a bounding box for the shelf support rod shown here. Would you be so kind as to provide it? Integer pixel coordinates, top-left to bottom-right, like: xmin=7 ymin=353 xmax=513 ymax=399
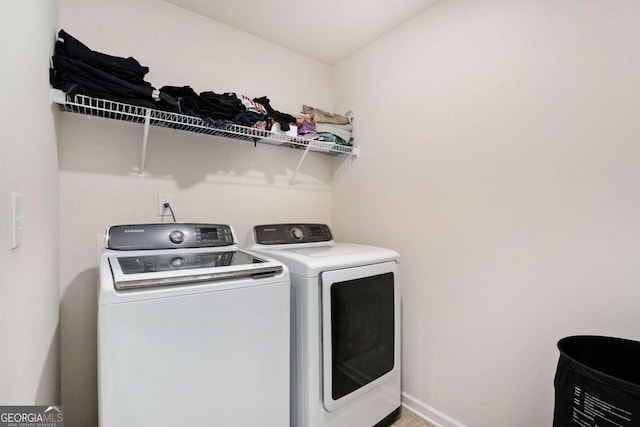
xmin=331 ymin=154 xmax=355 ymax=189
xmin=139 ymin=109 xmax=152 ymax=179
xmin=289 ymin=143 xmax=313 ymax=187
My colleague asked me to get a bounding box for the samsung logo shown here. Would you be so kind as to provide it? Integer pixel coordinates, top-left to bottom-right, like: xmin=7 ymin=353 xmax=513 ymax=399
xmin=124 ymin=229 xmax=145 ymax=233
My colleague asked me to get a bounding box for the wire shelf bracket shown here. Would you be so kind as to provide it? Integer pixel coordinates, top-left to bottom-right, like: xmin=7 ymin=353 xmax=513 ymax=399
xmin=51 ymin=89 xmax=358 ymax=185
xmin=139 ymin=109 xmax=152 ymax=179
xmin=289 ymin=143 xmax=313 ymax=187
xmin=331 ymin=150 xmax=358 ymax=190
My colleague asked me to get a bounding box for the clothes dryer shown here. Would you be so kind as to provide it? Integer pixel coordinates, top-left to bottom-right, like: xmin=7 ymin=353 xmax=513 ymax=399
xmin=245 ymin=223 xmax=401 ymax=427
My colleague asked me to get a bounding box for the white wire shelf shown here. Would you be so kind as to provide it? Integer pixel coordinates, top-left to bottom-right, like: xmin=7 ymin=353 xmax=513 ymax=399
xmin=50 ymin=89 xmax=358 ymax=185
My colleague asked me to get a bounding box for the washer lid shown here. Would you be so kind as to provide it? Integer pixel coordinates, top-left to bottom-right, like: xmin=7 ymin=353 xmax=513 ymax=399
xmin=246 ymin=243 xmax=399 ymax=277
xmin=108 ymin=249 xmax=282 ymax=290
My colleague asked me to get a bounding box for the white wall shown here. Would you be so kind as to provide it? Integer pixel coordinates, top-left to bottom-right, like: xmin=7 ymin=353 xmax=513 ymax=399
xmin=58 ymin=0 xmax=335 ymax=425
xmin=332 ymin=0 xmax=640 ymax=426
xmin=0 ymin=0 xmax=60 ymax=406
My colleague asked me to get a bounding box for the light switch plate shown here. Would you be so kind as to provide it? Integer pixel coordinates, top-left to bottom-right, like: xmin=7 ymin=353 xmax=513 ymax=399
xmin=11 ymin=192 xmax=24 ymax=249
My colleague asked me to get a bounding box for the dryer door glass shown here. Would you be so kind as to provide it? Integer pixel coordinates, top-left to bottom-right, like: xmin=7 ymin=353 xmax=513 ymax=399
xmin=321 ymin=261 xmax=398 ymax=412
xmin=330 ymin=272 xmax=394 ymax=400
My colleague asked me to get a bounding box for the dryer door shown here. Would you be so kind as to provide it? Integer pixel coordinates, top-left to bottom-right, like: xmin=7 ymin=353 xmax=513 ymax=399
xmin=321 ymin=261 xmax=399 ymax=412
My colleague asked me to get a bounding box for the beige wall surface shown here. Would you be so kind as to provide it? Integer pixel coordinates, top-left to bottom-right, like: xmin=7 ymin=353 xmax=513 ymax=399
xmin=332 ymin=0 xmax=640 ymax=426
xmin=15 ymin=0 xmax=640 ymax=426
xmin=58 ymin=0 xmax=335 ymax=425
xmin=0 ymin=0 xmax=60 ymax=406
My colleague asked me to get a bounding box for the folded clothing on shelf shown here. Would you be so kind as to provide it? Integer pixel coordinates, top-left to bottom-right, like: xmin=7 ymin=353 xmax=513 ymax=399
xmin=295 ymin=115 xmax=319 ymax=139
xmin=160 ymin=86 xmax=245 ymax=124
xmin=240 ymin=95 xmax=268 ymax=115
xmin=315 ymin=123 xmax=352 ymax=144
xmin=299 ymin=105 xmax=354 ymax=145
xmin=253 ymin=96 xmax=297 ymax=132
xmin=302 ymin=105 xmax=352 ymax=125
xmin=50 ymin=29 xmax=169 ymax=109
xmin=317 ymin=132 xmax=350 ymax=146
xmin=50 ymin=29 xmax=349 ymax=154
xmin=234 ymin=111 xmax=267 ymax=127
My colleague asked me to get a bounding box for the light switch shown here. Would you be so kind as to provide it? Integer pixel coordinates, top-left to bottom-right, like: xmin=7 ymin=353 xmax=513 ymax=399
xmin=11 ymin=192 xmax=24 ymax=249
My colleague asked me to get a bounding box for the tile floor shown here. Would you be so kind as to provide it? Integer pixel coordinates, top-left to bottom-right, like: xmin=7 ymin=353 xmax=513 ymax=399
xmin=390 ymin=408 xmax=435 ymax=427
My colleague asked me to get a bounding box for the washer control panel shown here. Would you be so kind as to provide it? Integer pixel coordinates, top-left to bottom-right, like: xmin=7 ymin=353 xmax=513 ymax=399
xmin=107 ymin=223 xmax=235 ymax=250
xmin=254 ymin=223 xmax=333 ymax=245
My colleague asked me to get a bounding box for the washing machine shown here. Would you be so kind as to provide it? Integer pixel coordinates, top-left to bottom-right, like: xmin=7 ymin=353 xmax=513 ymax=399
xmin=245 ymin=223 xmax=401 ymax=427
xmin=98 ymin=223 xmax=290 ymax=427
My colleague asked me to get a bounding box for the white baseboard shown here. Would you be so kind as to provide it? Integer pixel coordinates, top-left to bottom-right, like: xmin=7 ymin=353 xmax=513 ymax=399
xmin=401 ymin=392 xmax=467 ymax=427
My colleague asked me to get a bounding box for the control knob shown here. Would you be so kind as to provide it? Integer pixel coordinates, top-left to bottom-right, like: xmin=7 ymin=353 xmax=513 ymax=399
xmin=169 ymin=230 xmax=185 ymax=244
xmin=169 ymin=257 xmax=186 ymax=268
xmin=290 ymin=227 xmax=304 ymax=241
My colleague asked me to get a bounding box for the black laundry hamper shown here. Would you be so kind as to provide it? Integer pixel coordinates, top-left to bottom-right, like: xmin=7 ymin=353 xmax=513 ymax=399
xmin=553 ymin=336 xmax=640 ymax=427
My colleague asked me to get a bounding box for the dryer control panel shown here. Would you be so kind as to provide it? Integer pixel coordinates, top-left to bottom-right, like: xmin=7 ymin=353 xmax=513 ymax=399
xmin=254 ymin=223 xmax=333 ymax=245
xmin=107 ymin=223 xmax=235 ymax=250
